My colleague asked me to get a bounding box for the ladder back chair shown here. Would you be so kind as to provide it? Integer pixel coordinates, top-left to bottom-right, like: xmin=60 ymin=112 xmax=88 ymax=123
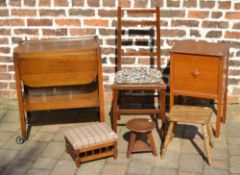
xmin=14 ymin=36 xmax=105 ymax=143
xmin=112 ymin=6 xmax=166 ymax=135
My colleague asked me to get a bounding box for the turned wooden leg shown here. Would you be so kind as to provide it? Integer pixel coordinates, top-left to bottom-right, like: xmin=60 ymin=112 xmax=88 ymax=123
xmin=147 ymin=131 xmax=157 ymax=156
xmin=112 ymin=89 xmax=119 ymax=133
xmin=202 ymin=124 xmax=212 ymax=165
xmin=127 ymin=132 xmax=137 ymax=158
xmin=161 ymin=121 xmax=175 ymax=159
xmin=207 ymin=124 xmax=214 ymax=147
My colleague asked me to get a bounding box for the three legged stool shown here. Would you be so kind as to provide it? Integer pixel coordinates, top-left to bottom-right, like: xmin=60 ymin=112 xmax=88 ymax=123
xmin=126 ymin=118 xmax=157 ymax=158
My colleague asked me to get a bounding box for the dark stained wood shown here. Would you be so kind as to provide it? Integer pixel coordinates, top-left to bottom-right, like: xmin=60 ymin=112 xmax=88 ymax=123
xmin=14 ymin=36 xmax=105 ymax=141
xmin=122 ymin=20 xmax=156 ymax=26
xmin=126 ymin=118 xmax=157 ymax=158
xmin=113 ymin=7 xmax=166 ymax=138
xmin=170 ymin=41 xmax=229 ymax=137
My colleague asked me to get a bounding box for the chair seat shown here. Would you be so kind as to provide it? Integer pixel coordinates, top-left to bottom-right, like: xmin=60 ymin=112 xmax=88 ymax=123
xmin=64 ymin=122 xmax=118 ymax=150
xmin=169 ymin=105 xmax=212 ymax=124
xmin=114 ymin=67 xmax=162 ymax=84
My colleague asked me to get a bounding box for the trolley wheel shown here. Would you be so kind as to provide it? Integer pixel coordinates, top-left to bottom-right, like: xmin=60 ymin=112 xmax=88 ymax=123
xmin=16 ymin=136 xmax=25 ymax=144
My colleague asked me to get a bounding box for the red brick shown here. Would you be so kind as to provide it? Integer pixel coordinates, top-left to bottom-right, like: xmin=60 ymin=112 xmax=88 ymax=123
xmin=55 ymin=19 xmax=80 ymax=26
xmin=24 ymin=0 xmax=36 ymax=6
xmin=0 ymin=82 xmax=8 ymax=89
xmin=218 ymin=1 xmax=231 ymax=9
xmin=235 ymin=3 xmax=240 ymax=10
xmin=54 ymin=0 xmax=68 ymax=6
xmin=0 ymin=65 xmax=7 ymax=72
xmin=70 ymin=28 xmax=96 ymax=36
xmin=0 ymin=19 xmax=24 ymax=26
xmin=190 ymin=30 xmax=201 ymax=37
xmin=39 ymin=0 xmax=51 ymax=6
xmin=233 ymin=22 xmax=240 ymax=30
xmin=206 ymin=31 xmax=222 ymax=38
xmin=202 ymin=21 xmax=229 ymax=29
xmin=188 ymin=11 xmax=209 ymax=19
xmin=103 ymin=0 xmax=115 ymax=7
xmin=171 ymin=20 xmax=199 ymax=27
xmin=119 ymin=0 xmax=131 ymax=7
xmin=27 ymin=19 xmax=52 ymax=26
xmin=102 ymin=47 xmax=114 ymax=55
xmin=9 ymin=82 xmax=16 ymax=89
xmin=99 ymin=29 xmax=115 ymax=36
xmin=0 ymin=0 xmax=6 ymax=6
xmin=151 ymin=0 xmax=163 ymax=7
xmin=87 ymin=0 xmax=99 ymax=7
xmin=167 ymin=0 xmax=180 ymax=7
xmin=8 ymin=65 xmax=15 ymax=72
xmin=183 ymin=0 xmax=197 ymax=7
xmin=161 ymin=10 xmax=185 ymax=18
xmin=228 ymin=78 xmax=239 ymax=85
xmin=200 ymin=1 xmax=215 ymax=8
xmin=225 ymin=32 xmax=240 ymax=39
xmin=134 ymin=0 xmax=148 ymax=8
xmin=69 ymin=9 xmax=95 ymax=16
xmin=72 ymin=0 xmax=84 ymax=6
xmin=0 ymin=47 xmax=10 ymax=54
xmin=14 ymin=29 xmax=39 ymax=35
xmin=11 ymin=9 xmax=36 ymax=16
xmin=40 ymin=10 xmax=65 ymax=16
xmin=212 ymin=12 xmax=223 ymax=18
xmin=103 ymin=66 xmax=115 ymax=73
xmin=229 ymin=69 xmax=240 ymax=76
xmin=0 ymin=73 xmax=11 ymax=80
xmin=0 ymin=29 xmax=11 ymax=35
xmin=98 ymin=10 xmax=116 ymax=17
xmin=84 ymin=19 xmax=109 ymax=27
xmin=43 ymin=29 xmax=67 ymax=36
xmin=225 ymin=12 xmax=240 ymax=19
xmin=162 ymin=29 xmax=186 ymax=37
xmin=12 ymin=37 xmax=25 ymax=44
xmin=9 ymin=0 xmax=21 ymax=6
xmin=0 ymin=38 xmax=9 ymax=44
xmin=0 ymin=9 xmax=8 ymax=16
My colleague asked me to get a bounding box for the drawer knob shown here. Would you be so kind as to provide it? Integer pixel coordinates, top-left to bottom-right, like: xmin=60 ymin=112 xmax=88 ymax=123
xmin=191 ymin=69 xmax=201 ymax=78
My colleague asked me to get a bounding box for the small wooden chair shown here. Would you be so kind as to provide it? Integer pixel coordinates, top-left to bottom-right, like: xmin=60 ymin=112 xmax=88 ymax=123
xmin=112 ymin=6 xmax=166 ymax=135
xmin=161 ymin=105 xmax=214 ymax=165
xmin=14 ymin=36 xmax=105 ymax=143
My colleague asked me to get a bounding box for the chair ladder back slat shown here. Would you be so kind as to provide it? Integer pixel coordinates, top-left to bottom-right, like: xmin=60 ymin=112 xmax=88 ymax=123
xmin=156 ymin=6 xmax=161 ymax=70
xmin=117 ymin=6 xmax=122 ymax=71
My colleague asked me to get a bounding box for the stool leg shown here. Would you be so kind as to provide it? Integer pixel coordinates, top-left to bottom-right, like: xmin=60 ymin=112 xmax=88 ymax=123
xmin=161 ymin=121 xmax=175 ymax=159
xmin=207 ymin=124 xmax=214 ymax=147
xmin=147 ymin=131 xmax=157 ymax=156
xmin=202 ymin=124 xmax=212 ymax=165
xmin=127 ymin=132 xmax=137 ymax=158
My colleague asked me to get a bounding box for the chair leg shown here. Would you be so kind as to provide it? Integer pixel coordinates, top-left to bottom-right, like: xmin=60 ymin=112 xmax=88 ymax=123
xmin=159 ymin=89 xmax=166 ymax=138
xmin=207 ymin=124 xmax=214 ymax=147
xmin=161 ymin=121 xmax=175 ymax=159
xmin=202 ymin=124 xmax=212 ymax=165
xmin=112 ymin=89 xmax=119 ymax=132
xmin=147 ymin=131 xmax=157 ymax=156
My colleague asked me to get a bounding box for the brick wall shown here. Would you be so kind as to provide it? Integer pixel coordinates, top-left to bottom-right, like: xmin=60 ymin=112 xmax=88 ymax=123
xmin=0 ymin=0 xmax=240 ymax=98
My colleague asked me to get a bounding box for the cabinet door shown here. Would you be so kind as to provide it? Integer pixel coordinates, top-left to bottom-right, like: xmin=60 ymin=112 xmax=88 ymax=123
xmin=171 ymin=54 xmax=219 ymax=98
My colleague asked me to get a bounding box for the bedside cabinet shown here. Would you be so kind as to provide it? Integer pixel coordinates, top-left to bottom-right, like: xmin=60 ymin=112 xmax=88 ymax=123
xmin=170 ymin=41 xmax=229 ymax=137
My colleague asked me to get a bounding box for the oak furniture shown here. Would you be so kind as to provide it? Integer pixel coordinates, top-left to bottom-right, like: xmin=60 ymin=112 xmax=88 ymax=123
xmin=112 ymin=6 xmax=166 ymax=135
xmin=14 ymin=36 xmax=105 ymax=143
xmin=161 ymin=105 xmax=214 ymax=165
xmin=170 ymin=41 xmax=229 ymax=137
xmin=126 ymin=118 xmax=157 ymax=158
xmin=64 ymin=122 xmax=118 ymax=167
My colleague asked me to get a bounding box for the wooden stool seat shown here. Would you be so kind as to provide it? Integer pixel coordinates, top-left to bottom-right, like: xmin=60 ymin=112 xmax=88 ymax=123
xmin=126 ymin=118 xmax=157 ymax=158
xmin=170 ymin=105 xmax=212 ymax=124
xmin=161 ymin=105 xmax=214 ymax=165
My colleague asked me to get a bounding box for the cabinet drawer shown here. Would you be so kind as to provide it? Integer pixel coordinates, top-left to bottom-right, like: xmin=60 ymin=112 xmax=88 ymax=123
xmin=172 ymin=54 xmax=220 ymax=96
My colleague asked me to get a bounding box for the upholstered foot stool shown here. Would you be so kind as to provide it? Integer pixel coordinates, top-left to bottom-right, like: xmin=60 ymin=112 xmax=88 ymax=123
xmin=64 ymin=122 xmax=118 ymax=167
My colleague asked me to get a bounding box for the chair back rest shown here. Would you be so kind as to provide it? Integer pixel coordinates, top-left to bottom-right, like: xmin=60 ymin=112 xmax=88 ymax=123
xmin=117 ymin=6 xmax=161 ymax=70
xmin=16 ymin=50 xmax=98 ymax=88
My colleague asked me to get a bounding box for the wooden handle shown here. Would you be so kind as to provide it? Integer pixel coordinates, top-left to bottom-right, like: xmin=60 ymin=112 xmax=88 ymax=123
xmin=191 ymin=69 xmax=201 ymax=78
